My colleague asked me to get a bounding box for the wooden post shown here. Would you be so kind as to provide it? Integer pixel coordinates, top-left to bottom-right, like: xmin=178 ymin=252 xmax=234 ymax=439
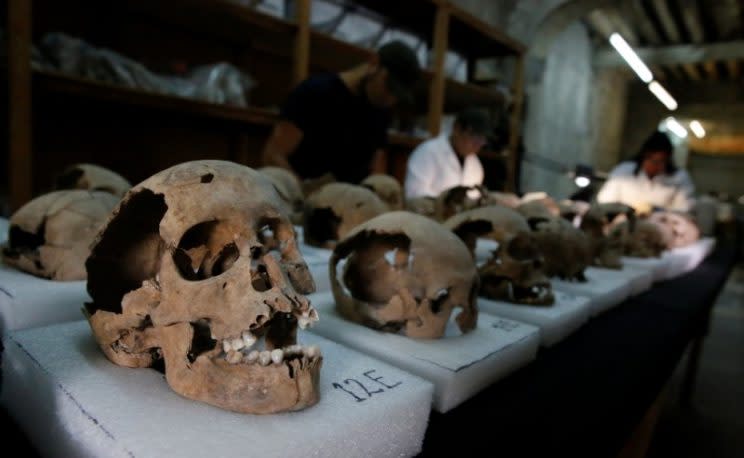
xmin=292 ymin=0 xmax=311 ymax=86
xmin=8 ymin=0 xmax=33 ymax=211
xmin=506 ymin=55 xmax=524 ymax=193
xmin=427 ymin=5 xmax=449 ymax=136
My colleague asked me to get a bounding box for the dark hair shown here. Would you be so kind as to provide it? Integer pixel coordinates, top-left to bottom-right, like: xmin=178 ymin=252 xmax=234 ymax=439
xmin=454 ymin=108 xmax=491 ymax=136
xmin=633 ymin=130 xmax=677 ymax=175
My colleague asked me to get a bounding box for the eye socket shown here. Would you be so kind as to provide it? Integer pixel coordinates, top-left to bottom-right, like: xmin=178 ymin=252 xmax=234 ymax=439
xmin=172 ymin=221 xmax=241 ymax=281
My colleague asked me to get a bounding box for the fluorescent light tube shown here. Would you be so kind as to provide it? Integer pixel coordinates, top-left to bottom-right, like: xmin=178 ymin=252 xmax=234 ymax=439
xmin=648 ymin=81 xmax=678 ymax=110
xmin=689 ymin=120 xmax=705 ymax=138
xmin=609 ymin=33 xmax=653 ymax=83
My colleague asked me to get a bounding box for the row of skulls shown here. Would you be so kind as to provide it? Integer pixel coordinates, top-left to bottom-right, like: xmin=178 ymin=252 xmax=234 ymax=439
xmin=1 ymin=161 xmax=700 ymax=416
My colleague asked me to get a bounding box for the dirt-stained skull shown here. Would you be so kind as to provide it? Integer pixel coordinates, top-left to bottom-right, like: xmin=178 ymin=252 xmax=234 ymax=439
xmin=56 ymin=163 xmax=131 ymax=197
xmin=258 ymin=166 xmax=304 ymax=224
xmin=445 ymin=206 xmax=554 ymax=305
xmin=579 ymin=203 xmax=636 ymax=269
xmin=517 ymin=201 xmax=591 ymax=281
xmin=330 ymin=211 xmax=478 ymax=339
xmin=85 ymin=160 xmax=322 ymax=414
xmin=405 ymin=196 xmax=437 ymax=219
xmin=361 ymin=174 xmax=403 ymax=211
xmin=647 ymin=211 xmax=700 ymax=249
xmin=2 ymin=190 xmax=119 ymax=280
xmin=611 ymin=219 xmax=667 ymax=258
xmin=303 ymin=182 xmax=387 ymax=248
xmin=434 ymin=185 xmax=489 ymax=221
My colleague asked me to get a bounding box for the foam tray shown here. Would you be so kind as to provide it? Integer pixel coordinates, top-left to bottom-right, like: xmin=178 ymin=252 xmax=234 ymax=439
xmin=621 ymin=255 xmax=672 ymax=283
xmin=0 ymin=263 xmax=89 ymax=334
xmin=662 ymin=237 xmax=716 ymax=280
xmin=2 ymin=321 xmax=434 ymax=458
xmin=306 ymin=291 xmax=540 ymax=413
xmin=552 ymin=269 xmax=632 ymax=316
xmin=584 ymin=266 xmax=653 ymax=297
xmin=478 ymin=291 xmax=592 ymax=347
xmin=0 ymin=217 xmax=8 ymax=243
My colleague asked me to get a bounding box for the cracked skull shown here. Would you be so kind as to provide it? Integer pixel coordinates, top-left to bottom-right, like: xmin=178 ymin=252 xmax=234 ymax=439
xmin=84 ymin=160 xmax=322 ymax=414
xmin=55 ymin=163 xmax=132 ymax=197
xmin=361 ymin=174 xmax=403 ymax=211
xmin=2 ymin=190 xmax=119 ymax=280
xmin=445 ymin=206 xmax=554 ymax=306
xmin=303 ymin=182 xmax=387 ymax=248
xmin=330 ymin=211 xmax=478 ymax=339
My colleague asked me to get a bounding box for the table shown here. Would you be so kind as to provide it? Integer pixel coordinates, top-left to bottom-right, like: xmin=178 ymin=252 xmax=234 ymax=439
xmin=420 ymin=240 xmax=737 ymax=457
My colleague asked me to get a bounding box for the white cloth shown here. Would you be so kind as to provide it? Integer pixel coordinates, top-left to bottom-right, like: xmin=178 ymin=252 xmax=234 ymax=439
xmin=596 ymin=161 xmax=695 ymax=211
xmin=404 ymin=135 xmax=484 ymax=198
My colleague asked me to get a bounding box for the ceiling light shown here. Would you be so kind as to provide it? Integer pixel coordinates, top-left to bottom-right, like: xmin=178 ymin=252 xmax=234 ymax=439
xmin=574 ymin=176 xmax=591 ymax=188
xmin=689 ymin=120 xmax=705 ymax=138
xmin=648 ymin=81 xmax=678 ymax=110
xmin=664 ymin=117 xmax=687 ymax=138
xmin=609 ymin=33 xmax=653 ymax=83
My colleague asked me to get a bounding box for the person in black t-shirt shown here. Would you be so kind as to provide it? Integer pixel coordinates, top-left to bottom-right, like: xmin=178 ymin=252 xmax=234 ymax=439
xmin=261 ymin=40 xmax=421 ymax=184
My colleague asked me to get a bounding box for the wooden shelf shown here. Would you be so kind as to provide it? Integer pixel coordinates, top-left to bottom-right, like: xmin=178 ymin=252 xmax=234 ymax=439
xmin=32 ymin=69 xmax=279 ymax=127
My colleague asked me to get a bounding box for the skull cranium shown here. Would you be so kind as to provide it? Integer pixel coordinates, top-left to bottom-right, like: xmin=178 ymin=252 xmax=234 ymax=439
xmin=85 ymin=160 xmax=321 ymax=414
xmin=2 ymin=190 xmax=119 ymax=280
xmin=55 ymin=163 xmax=132 ymax=197
xmin=361 ymin=174 xmax=403 ymax=211
xmin=330 ymin=211 xmax=478 ymax=338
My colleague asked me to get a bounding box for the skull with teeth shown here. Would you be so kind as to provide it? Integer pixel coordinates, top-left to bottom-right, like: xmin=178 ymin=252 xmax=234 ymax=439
xmin=2 ymin=190 xmax=120 ymax=280
xmin=84 ymin=160 xmax=322 ymax=414
xmin=445 ymin=206 xmax=554 ymax=306
xmin=647 ymin=211 xmax=700 ymax=249
xmin=361 ymin=174 xmax=403 ymax=211
xmin=434 ymin=185 xmax=489 ymax=221
xmin=55 ymin=163 xmax=132 ymax=197
xmin=579 ymin=203 xmax=636 ymax=269
xmin=330 ymin=211 xmax=479 ymax=339
xmin=303 ymin=182 xmax=387 ymax=249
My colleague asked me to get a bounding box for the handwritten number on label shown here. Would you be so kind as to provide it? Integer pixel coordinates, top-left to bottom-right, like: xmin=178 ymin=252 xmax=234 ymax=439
xmin=492 ymin=319 xmax=520 ymax=332
xmin=333 ymin=369 xmax=403 ymax=402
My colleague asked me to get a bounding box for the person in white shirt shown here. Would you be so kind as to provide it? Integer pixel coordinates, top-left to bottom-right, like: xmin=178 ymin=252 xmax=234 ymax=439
xmin=597 ymin=130 xmax=695 ymax=212
xmin=405 ymin=108 xmax=489 ymax=199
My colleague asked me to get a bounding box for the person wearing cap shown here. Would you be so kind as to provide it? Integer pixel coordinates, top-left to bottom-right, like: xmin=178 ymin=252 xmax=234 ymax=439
xmin=596 ymin=130 xmax=695 ymax=213
xmin=404 ymin=108 xmax=491 ymax=199
xmin=261 ymin=40 xmax=421 ymax=184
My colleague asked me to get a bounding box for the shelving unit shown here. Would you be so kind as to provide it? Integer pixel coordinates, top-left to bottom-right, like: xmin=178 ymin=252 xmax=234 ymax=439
xmin=4 ymin=0 xmax=525 ymax=211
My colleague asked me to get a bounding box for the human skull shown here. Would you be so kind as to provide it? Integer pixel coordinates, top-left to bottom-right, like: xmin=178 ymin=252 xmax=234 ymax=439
xmin=484 ymin=192 xmax=521 ymax=209
xmin=361 ymin=174 xmax=403 ymax=211
xmin=445 ymin=206 xmax=554 ymax=305
xmin=55 ymin=163 xmax=131 ymax=197
xmin=647 ymin=211 xmax=700 ymax=249
xmin=517 ymin=202 xmax=590 ymax=281
xmin=2 ymin=190 xmax=119 ymax=280
xmin=434 ymin=185 xmax=489 ymax=221
xmin=303 ymin=182 xmax=387 ymax=248
xmin=258 ymin=166 xmax=304 ymax=224
xmin=405 ymin=196 xmax=437 ymax=219
xmin=579 ymin=203 xmax=636 ymax=269
xmin=85 ymin=160 xmax=321 ymax=414
xmin=330 ymin=211 xmax=478 ymax=339
xmin=611 ymin=219 xmax=667 ymax=258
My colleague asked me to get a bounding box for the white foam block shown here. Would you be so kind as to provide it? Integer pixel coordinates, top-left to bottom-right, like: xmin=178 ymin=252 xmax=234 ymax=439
xmin=621 ymin=255 xmax=672 ymax=283
xmin=2 ymin=321 xmax=434 ymax=458
xmin=584 ymin=266 xmax=653 ymax=297
xmin=662 ymin=237 xmax=716 ymax=280
xmin=306 ymin=291 xmax=540 ymax=413
xmin=552 ymin=269 xmax=632 ymax=316
xmin=0 ymin=263 xmax=89 ymax=334
xmin=478 ymin=291 xmax=591 ymax=347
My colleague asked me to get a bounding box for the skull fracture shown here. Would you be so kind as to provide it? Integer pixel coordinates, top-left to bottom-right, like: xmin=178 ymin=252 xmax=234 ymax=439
xmin=85 ymin=160 xmax=322 ymax=414
xmin=330 ymin=211 xmax=478 ymax=338
xmin=445 ymin=206 xmax=554 ymax=306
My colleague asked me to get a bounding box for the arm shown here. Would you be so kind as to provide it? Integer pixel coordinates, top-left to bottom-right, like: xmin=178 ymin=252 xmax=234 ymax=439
xmin=595 ymin=177 xmax=621 ymax=204
xmin=261 ymin=121 xmax=304 ymax=171
xmin=370 ymin=149 xmax=388 ymax=175
xmin=670 ymin=170 xmax=696 ymax=212
xmin=404 ymin=148 xmax=434 ymax=198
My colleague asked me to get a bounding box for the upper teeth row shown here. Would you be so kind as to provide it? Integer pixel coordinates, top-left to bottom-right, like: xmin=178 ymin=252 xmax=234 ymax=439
xmin=222 ymin=330 xmax=258 ymax=353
